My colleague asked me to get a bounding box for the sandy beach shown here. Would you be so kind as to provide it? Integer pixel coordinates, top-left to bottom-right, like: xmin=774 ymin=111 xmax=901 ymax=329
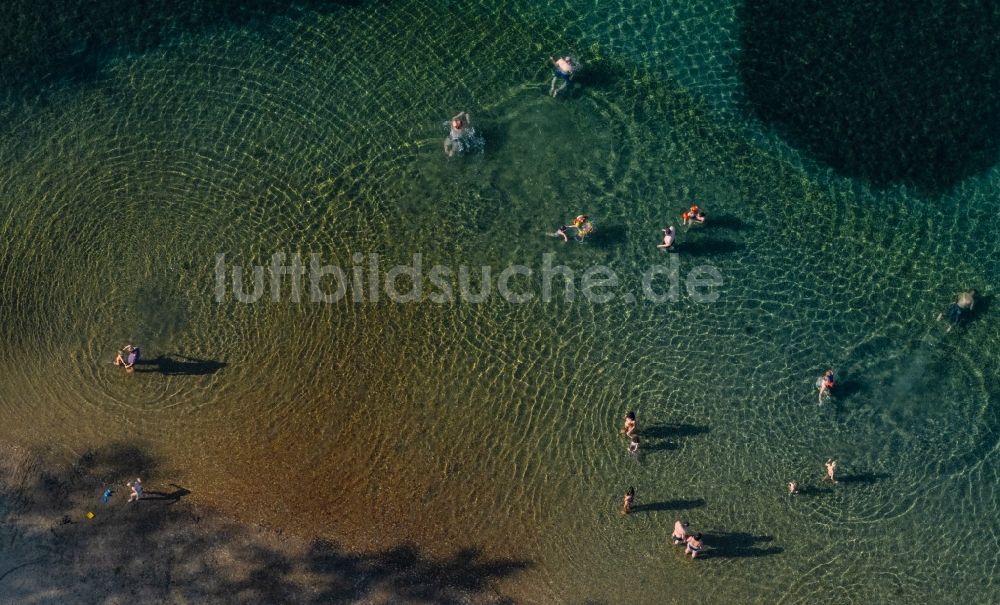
xmin=0 ymin=442 xmax=525 ymax=604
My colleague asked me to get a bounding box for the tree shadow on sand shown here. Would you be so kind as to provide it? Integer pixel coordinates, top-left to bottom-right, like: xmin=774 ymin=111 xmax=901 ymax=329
xmin=0 ymin=443 xmax=532 ymax=604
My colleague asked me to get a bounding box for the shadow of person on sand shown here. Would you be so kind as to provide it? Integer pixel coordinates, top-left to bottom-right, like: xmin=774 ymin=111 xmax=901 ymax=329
xmin=135 ymin=354 xmax=226 ymax=376
xmin=701 ymin=532 xmax=783 ymax=559
xmin=630 ymin=498 xmax=706 ymax=513
xmin=143 ymin=483 xmax=191 ymax=504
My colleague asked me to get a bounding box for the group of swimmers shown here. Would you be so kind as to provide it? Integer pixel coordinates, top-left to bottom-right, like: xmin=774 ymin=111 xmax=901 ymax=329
xmin=620 ymin=406 xmax=841 ymax=557
xmin=658 ymin=205 xmax=706 ymax=252
xmin=551 ymin=215 xmax=595 ymax=243
xmin=548 ymin=205 xmax=706 ymax=249
xmin=672 ymin=521 xmax=704 ymax=559
xmin=793 ymin=289 xmax=978 ymax=491
xmin=619 ymin=411 xmax=708 ymax=557
xmin=114 ymin=344 xmax=140 ymax=373
xmin=444 ymin=54 xmax=581 ymax=157
xmin=787 ymin=459 xmax=838 ymax=496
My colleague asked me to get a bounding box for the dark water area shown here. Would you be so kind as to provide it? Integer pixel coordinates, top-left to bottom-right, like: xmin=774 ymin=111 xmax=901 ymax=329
xmin=0 ymin=0 xmax=358 ymax=98
xmin=740 ymin=0 xmax=1000 ymax=191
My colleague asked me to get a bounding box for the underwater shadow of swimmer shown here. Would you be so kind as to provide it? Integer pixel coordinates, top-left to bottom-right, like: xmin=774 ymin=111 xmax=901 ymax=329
xmin=700 ymin=532 xmax=782 ymax=559
xmin=642 ymin=423 xmax=710 ymax=439
xmin=837 ymin=472 xmax=890 ymax=486
xmin=573 ymin=59 xmax=619 ymax=90
xmin=793 ymin=485 xmax=833 ymax=497
xmin=590 ymin=224 xmax=626 ymax=248
xmin=707 ymin=215 xmax=749 ymax=231
xmin=676 ymin=239 xmax=743 ymax=255
xmin=476 ymin=120 xmax=507 ymax=156
xmin=834 ymin=380 xmax=862 ymax=399
xmin=135 ymin=354 xmax=226 ymax=376
xmin=961 ymin=293 xmax=991 ymax=327
xmin=643 ymin=423 xmax=709 ymax=454
xmin=630 ymin=498 xmax=706 ymax=513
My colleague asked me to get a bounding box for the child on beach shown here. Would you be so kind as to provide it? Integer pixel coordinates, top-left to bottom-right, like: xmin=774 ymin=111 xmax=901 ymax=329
xmin=127 ymin=478 xmax=143 ymax=503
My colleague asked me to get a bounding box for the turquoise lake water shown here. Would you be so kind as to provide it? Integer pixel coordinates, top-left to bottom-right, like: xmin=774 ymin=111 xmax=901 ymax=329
xmin=0 ymin=1 xmax=997 ymax=602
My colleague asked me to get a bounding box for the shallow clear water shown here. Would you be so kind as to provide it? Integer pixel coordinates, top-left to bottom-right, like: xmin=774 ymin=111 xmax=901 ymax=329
xmin=0 ymin=1 xmax=998 ymax=603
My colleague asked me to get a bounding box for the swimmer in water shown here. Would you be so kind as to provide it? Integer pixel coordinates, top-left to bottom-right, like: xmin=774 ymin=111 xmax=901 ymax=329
xmin=824 ymin=458 xmax=838 ymax=484
xmin=817 ymin=369 xmax=835 ymax=404
xmin=938 ymin=289 xmax=977 ymax=331
xmin=114 ymin=344 xmax=141 ymax=373
xmin=571 ymin=214 xmax=593 ymax=242
xmin=623 ymin=486 xmax=635 ymax=514
xmin=549 ymin=225 xmax=569 ymax=243
xmin=444 ymin=111 xmax=472 ymax=157
xmin=788 ymin=480 xmax=799 ymax=495
xmin=685 ymin=533 xmax=704 ymax=559
xmin=550 ymin=56 xmax=576 ymax=97
xmin=657 ymin=226 xmax=676 ymax=251
xmin=672 ymin=520 xmax=689 ymax=545
xmin=682 ymin=205 xmax=705 ymax=227
xmin=628 ymin=435 xmax=640 ymax=457
xmin=621 ymin=411 xmax=637 ymax=437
